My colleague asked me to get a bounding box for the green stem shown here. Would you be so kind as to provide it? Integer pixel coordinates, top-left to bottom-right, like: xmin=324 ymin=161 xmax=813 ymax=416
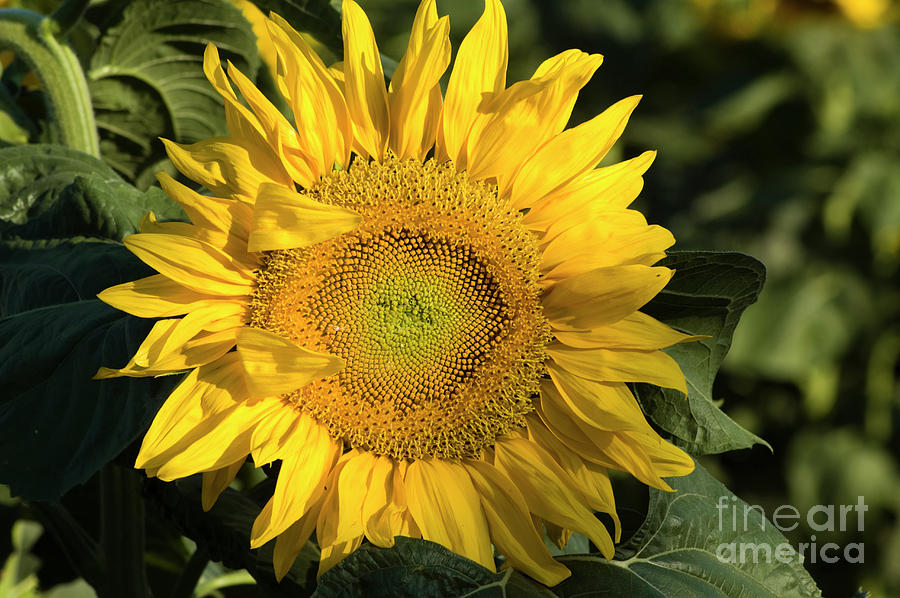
xmin=169 ymin=546 xmax=210 ymax=598
xmin=0 ymin=6 xmax=98 ymax=155
xmin=31 ymin=502 xmax=103 ymax=589
xmin=99 ymin=465 xmax=152 ymax=598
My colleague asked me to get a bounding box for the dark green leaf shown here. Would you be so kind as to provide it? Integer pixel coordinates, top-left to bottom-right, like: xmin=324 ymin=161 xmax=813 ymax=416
xmin=553 ymin=461 xmax=822 ymax=598
xmin=0 ymin=144 xmax=118 ymax=226
xmin=250 ymin=0 xmax=343 ymax=62
xmin=87 ymin=0 xmax=261 ymax=183
xmin=314 ymin=536 xmax=555 ymax=598
xmin=0 ymin=237 xmax=148 ymax=316
xmin=145 ymin=475 xmax=316 ymax=596
xmin=635 ymin=251 xmax=770 ymax=454
xmin=0 ymin=240 xmax=177 ymax=499
xmin=0 ymin=144 xmax=184 ymax=240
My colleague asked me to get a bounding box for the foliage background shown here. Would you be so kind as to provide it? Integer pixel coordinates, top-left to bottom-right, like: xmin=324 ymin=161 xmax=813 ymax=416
xmin=0 ymin=0 xmax=898 ymax=596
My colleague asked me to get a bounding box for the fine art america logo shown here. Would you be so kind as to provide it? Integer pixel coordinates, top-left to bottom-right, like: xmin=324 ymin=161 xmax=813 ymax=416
xmin=716 ymin=495 xmax=867 ymax=564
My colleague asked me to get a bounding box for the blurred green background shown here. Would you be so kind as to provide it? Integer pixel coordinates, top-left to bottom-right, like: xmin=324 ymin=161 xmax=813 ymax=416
xmin=363 ymin=0 xmax=900 ymax=594
xmin=2 ymin=0 xmax=899 ymax=596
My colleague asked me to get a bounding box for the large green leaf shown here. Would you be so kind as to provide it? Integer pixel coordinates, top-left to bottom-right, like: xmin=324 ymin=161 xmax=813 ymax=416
xmin=553 ymin=461 xmax=822 ymax=598
xmin=0 ymin=144 xmax=183 ymax=240
xmin=635 ymin=251 xmax=769 ymax=454
xmin=314 ymin=536 xmax=555 ymax=598
xmin=0 ymin=240 xmax=177 ymax=499
xmin=87 ymin=0 xmax=260 ymax=183
xmin=0 ymin=237 xmax=149 ymax=315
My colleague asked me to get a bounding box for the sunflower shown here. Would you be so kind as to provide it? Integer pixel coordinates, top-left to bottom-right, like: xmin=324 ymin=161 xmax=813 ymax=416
xmin=96 ymin=0 xmax=696 ymax=585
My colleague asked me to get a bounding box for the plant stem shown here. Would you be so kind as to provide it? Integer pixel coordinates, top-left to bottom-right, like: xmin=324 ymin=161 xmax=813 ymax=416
xmin=99 ymin=464 xmax=152 ymax=598
xmin=31 ymin=502 xmax=103 ymax=589
xmin=169 ymin=546 xmax=210 ymax=598
xmin=0 ymin=6 xmax=98 ymax=155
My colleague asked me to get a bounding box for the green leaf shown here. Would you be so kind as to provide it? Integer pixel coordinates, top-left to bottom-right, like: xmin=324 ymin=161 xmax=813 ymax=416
xmin=553 ymin=461 xmax=822 ymax=598
xmin=0 ymin=144 xmax=117 ymax=226
xmin=314 ymin=536 xmax=555 ymax=598
xmin=0 ymin=240 xmax=177 ymax=499
xmin=0 ymin=144 xmax=183 ymax=240
xmin=251 ymin=0 xmax=343 ymax=62
xmin=145 ymin=475 xmax=316 ymax=597
xmin=87 ymin=0 xmax=261 ymax=183
xmin=0 ymin=237 xmax=146 ymax=315
xmin=635 ymin=251 xmax=770 ymax=454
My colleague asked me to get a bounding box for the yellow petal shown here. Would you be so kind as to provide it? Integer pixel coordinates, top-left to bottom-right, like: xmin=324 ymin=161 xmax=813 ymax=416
xmin=544 ymin=522 xmax=572 ymax=551
xmin=388 ymin=1 xmax=450 ymax=160
xmin=591 ymin=431 xmax=678 ymax=491
xmin=247 ymin=182 xmax=361 ymax=252
xmin=525 ymin=416 xmax=620 ymax=540
xmin=138 ymin=212 xmax=194 ymax=236
xmin=439 ymin=0 xmax=507 ymax=166
xmin=138 ymin=363 xmax=283 ymax=481
xmin=547 ymin=343 xmax=688 ymax=395
xmin=465 ymin=50 xmax=603 ymax=190
xmin=405 ymin=459 xmax=495 ymax=570
xmin=156 ymin=173 xmax=253 ymax=243
xmin=267 ymin=13 xmax=353 ymax=172
xmin=226 ymin=59 xmax=293 ymax=149
xmin=225 ymin=59 xmax=319 ymax=187
xmin=314 ymin=451 xmax=368 ymax=575
xmin=97 ymin=274 xmax=221 ymax=318
xmin=542 ymin=223 xmax=675 ymax=281
xmin=361 ymin=456 xmax=398 ymax=547
xmin=203 ymin=44 xmax=270 ymax=147
xmin=273 ymin=494 xmax=323 ymax=581
xmin=494 ymin=437 xmax=614 ymax=559
xmin=526 ymin=50 xmax=603 ymax=132
xmin=318 ymin=537 xmax=364 ymax=576
xmin=523 ymin=151 xmax=656 ymax=232
xmin=542 ymin=265 xmax=672 ymax=331
xmin=545 ymin=365 xmax=650 ymax=433
xmin=535 ymin=383 xmax=622 ymax=466
xmin=554 ymin=311 xmax=702 ymax=350
xmin=316 ymin=451 xmax=378 ymax=550
xmin=236 ymin=326 xmax=345 ymax=398
xmin=94 ymin=304 xmax=244 ymax=378
xmin=206 ymin=42 xmax=315 ymax=188
xmin=510 ymin=95 xmax=640 ymax=209
xmin=136 ymin=355 xmax=244 ymax=462
xmin=620 ymin=430 xmax=695 ymax=480
xmin=537 ymin=380 xmax=682 ymax=493
xmin=251 ymin=422 xmax=341 ymax=547
xmin=230 ymin=0 xmax=279 ymax=77
xmin=342 ymin=0 xmax=389 ymax=161
xmin=124 ymin=233 xmax=255 ymax=296
xmin=365 ymin=461 xmax=418 ymax=548
xmin=162 ymin=137 xmax=291 ymax=201
xmin=250 ymin=408 xmax=302 ymax=467
xmin=541 ymin=209 xmax=647 ymax=261
xmin=201 ymin=458 xmax=245 ymax=511
xmin=465 ymin=459 xmax=571 ymax=586
xmin=154 ymin=403 xmax=273 ymax=481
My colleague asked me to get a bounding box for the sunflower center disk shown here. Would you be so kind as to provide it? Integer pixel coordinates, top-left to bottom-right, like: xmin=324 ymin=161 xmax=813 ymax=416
xmin=324 ymin=231 xmax=508 ymax=399
xmin=250 ymin=157 xmax=549 ymax=460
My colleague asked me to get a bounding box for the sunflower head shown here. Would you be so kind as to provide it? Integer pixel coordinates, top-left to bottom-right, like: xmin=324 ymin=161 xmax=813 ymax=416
xmin=97 ymin=0 xmax=696 ymax=586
